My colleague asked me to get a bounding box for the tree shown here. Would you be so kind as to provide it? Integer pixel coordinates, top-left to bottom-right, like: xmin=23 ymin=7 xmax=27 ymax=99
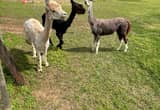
xmin=0 ymin=38 xmax=25 ymax=85
xmin=0 ymin=61 xmax=12 ymax=110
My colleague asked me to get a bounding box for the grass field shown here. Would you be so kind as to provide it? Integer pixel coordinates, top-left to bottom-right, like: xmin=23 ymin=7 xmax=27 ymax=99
xmin=0 ymin=0 xmax=160 ymax=110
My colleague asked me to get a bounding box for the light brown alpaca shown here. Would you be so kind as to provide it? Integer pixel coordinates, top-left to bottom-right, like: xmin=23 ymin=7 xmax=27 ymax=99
xmin=24 ymin=0 xmax=67 ymax=72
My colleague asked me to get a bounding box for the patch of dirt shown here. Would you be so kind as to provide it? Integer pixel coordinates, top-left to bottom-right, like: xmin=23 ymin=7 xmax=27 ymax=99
xmin=31 ymin=67 xmax=73 ymax=110
xmin=0 ymin=24 xmax=23 ymax=34
xmin=0 ymin=17 xmax=24 ymax=34
xmin=32 ymin=88 xmax=62 ymax=103
xmin=32 ymin=88 xmax=71 ymax=110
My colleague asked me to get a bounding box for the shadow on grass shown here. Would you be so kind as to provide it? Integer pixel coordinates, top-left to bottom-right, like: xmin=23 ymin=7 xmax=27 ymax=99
xmin=65 ymin=47 xmax=116 ymax=53
xmin=9 ymin=48 xmax=35 ymax=72
xmin=2 ymin=48 xmax=35 ymax=84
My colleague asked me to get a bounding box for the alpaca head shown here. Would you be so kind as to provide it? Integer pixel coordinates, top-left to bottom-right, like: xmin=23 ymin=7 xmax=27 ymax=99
xmin=46 ymin=0 xmax=67 ymax=20
xmin=84 ymin=0 xmax=94 ymax=7
xmin=71 ymin=0 xmax=85 ymax=14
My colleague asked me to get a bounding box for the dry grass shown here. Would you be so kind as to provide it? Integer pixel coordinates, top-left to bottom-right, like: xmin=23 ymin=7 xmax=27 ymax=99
xmin=0 ymin=17 xmax=23 ymax=34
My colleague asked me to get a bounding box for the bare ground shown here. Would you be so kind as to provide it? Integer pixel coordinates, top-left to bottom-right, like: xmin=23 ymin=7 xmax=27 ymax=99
xmin=0 ymin=17 xmax=24 ymax=34
xmin=31 ymin=67 xmax=73 ymax=110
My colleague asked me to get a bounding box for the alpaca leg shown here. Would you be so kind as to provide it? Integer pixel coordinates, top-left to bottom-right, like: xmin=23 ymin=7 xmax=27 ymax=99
xmin=123 ymin=37 xmax=128 ymax=52
xmin=37 ymin=52 xmax=42 ymax=72
xmin=95 ymin=39 xmax=100 ymax=54
xmin=117 ymin=40 xmax=123 ymax=51
xmin=92 ymin=35 xmax=97 ymax=52
xmin=124 ymin=43 xmax=128 ymax=52
xmin=56 ymin=33 xmax=63 ymax=49
xmin=42 ymin=54 xmax=49 ymax=67
xmin=32 ymin=43 xmax=37 ymax=58
xmin=92 ymin=39 xmax=95 ymax=52
xmin=59 ymin=39 xmax=64 ymax=49
xmin=43 ymin=41 xmax=49 ymax=67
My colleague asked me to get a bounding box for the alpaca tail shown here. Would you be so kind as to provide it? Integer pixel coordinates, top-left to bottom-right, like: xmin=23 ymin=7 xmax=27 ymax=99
xmin=126 ymin=20 xmax=131 ymax=35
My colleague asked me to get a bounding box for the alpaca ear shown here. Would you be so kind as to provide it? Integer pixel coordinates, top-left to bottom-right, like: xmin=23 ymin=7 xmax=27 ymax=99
xmin=45 ymin=0 xmax=49 ymax=6
xmin=45 ymin=5 xmax=50 ymax=11
xmin=45 ymin=1 xmax=49 ymax=10
xmin=71 ymin=0 xmax=74 ymax=4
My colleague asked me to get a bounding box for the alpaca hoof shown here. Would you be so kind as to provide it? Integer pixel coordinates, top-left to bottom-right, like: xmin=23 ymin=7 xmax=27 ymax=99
xmin=124 ymin=50 xmax=127 ymax=52
xmin=33 ymin=55 xmax=37 ymax=58
xmin=57 ymin=45 xmax=62 ymax=49
xmin=95 ymin=49 xmax=99 ymax=54
xmin=57 ymin=46 xmax=62 ymax=50
xmin=124 ymin=48 xmax=128 ymax=52
xmin=116 ymin=48 xmax=120 ymax=51
xmin=45 ymin=62 xmax=49 ymax=67
xmin=38 ymin=68 xmax=42 ymax=72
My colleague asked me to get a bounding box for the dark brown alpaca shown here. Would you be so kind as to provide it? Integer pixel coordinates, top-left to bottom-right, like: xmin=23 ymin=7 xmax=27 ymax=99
xmin=42 ymin=0 xmax=85 ymax=49
xmin=85 ymin=0 xmax=131 ymax=54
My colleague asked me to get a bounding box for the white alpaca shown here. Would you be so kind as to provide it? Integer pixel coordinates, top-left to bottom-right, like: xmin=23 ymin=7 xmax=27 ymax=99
xmin=24 ymin=0 xmax=67 ymax=72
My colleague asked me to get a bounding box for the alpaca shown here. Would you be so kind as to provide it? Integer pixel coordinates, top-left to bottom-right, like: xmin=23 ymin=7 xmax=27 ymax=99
xmin=85 ymin=0 xmax=131 ymax=54
xmin=24 ymin=0 xmax=67 ymax=72
xmin=42 ymin=0 xmax=86 ymax=49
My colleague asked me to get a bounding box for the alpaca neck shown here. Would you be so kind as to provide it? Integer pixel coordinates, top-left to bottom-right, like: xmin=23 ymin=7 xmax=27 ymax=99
xmin=88 ymin=2 xmax=95 ymax=25
xmin=65 ymin=9 xmax=76 ymax=27
xmin=43 ymin=11 xmax=52 ymax=42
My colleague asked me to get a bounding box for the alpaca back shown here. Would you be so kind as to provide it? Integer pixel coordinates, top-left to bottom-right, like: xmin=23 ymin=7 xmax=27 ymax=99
xmin=93 ymin=17 xmax=128 ymax=35
xmin=24 ymin=18 xmax=44 ymax=43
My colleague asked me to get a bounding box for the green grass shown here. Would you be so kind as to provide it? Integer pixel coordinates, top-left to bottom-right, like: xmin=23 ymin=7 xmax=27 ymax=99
xmin=0 ymin=0 xmax=160 ymax=110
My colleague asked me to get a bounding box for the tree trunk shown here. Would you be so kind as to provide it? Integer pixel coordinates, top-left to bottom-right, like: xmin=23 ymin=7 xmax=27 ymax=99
xmin=0 ymin=39 xmax=25 ymax=85
xmin=0 ymin=61 xmax=12 ymax=110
